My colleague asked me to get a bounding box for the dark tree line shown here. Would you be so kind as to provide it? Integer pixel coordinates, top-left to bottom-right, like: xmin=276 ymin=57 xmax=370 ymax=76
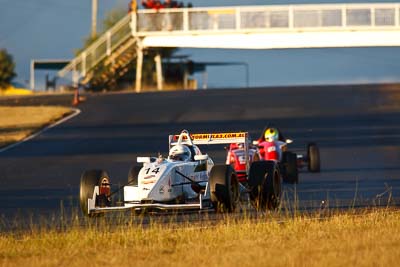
xmin=0 ymin=49 xmax=16 ymax=88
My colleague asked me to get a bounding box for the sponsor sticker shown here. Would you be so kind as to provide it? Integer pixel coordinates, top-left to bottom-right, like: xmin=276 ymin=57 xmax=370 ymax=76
xmin=167 ymin=177 xmax=172 ymax=192
xmin=191 ymin=132 xmax=246 ymax=140
xmin=172 ymin=132 xmax=246 ymax=141
xmin=141 ymin=179 xmax=156 ymax=184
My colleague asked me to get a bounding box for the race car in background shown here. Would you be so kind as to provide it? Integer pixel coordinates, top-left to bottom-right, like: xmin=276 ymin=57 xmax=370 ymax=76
xmin=226 ymin=126 xmax=320 ymax=184
xmin=79 ymin=130 xmax=282 ymax=217
xmin=226 ymin=142 xmax=260 ymax=183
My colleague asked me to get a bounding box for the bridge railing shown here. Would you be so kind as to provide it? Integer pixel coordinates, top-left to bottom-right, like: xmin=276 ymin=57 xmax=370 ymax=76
xmin=59 ymin=3 xmax=400 ymax=81
xmin=58 ymin=13 xmax=132 ymax=79
xmin=135 ymin=3 xmax=400 ymax=34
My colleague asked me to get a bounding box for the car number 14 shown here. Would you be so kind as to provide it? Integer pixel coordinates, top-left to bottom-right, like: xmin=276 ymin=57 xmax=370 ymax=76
xmin=144 ymin=167 xmax=161 ymax=175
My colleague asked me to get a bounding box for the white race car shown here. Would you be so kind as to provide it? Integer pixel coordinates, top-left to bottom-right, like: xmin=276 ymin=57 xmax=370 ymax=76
xmin=79 ymin=130 xmax=281 ymax=216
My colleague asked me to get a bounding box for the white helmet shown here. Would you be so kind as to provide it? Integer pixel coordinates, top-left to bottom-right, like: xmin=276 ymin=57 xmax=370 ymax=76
xmin=169 ymin=145 xmax=192 ymax=161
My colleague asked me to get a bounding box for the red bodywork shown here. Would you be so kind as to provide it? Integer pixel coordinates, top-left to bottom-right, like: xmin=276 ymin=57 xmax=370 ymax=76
xmin=226 ymin=143 xmax=260 ymax=183
xmin=257 ymin=141 xmax=280 ymax=161
xmin=226 ymin=140 xmax=284 ymax=183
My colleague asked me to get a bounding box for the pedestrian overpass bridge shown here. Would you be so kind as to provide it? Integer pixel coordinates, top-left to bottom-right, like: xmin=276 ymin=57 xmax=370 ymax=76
xmin=58 ymin=3 xmax=400 ymax=91
xmin=136 ymin=3 xmax=400 ymax=49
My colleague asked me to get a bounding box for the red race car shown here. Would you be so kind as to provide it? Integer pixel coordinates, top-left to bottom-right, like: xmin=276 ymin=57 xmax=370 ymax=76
xmin=226 ymin=142 xmax=260 ymax=183
xmin=226 ymin=126 xmax=320 ymax=184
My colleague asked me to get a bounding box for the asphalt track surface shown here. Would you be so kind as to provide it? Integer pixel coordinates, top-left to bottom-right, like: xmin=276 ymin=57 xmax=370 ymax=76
xmin=1 ymin=85 xmax=400 ymax=227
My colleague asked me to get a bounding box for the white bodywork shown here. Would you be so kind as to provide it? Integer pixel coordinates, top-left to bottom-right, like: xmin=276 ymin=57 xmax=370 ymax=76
xmin=124 ymin=158 xmax=213 ymax=205
xmin=86 ymin=130 xmax=249 ymax=215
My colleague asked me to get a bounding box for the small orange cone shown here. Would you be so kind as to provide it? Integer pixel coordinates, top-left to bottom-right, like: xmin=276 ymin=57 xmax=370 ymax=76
xmin=72 ymin=87 xmax=80 ymax=106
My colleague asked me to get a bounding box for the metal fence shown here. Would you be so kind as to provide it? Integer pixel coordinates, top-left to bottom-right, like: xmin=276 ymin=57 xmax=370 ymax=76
xmin=135 ymin=3 xmax=400 ymax=34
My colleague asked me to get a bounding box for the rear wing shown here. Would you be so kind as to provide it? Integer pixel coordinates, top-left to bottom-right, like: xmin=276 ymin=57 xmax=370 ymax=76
xmin=169 ymin=132 xmax=249 ymax=147
xmin=169 ymin=130 xmax=251 ymax=174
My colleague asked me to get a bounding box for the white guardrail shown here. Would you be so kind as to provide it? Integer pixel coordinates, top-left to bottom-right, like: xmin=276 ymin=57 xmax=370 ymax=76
xmin=59 ymin=3 xmax=400 ymax=78
xmin=135 ymin=3 xmax=400 ymax=34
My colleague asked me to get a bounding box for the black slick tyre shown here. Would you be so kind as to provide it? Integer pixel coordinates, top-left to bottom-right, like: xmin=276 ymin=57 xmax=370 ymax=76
xmin=79 ymin=170 xmax=110 ymax=216
xmin=307 ymin=143 xmax=321 ymax=173
xmin=282 ymin=151 xmax=299 ymax=184
xmin=248 ymin=161 xmax=281 ymax=211
xmin=128 ymin=166 xmax=142 ymax=186
xmin=209 ymin=165 xmax=239 ymax=213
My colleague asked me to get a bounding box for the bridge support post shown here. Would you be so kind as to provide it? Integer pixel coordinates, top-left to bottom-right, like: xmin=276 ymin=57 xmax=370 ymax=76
xmin=154 ymin=53 xmax=163 ymax=91
xmin=183 ymin=68 xmax=188 ymax=89
xmin=72 ymin=63 xmax=79 ymax=88
xmin=135 ymin=46 xmax=143 ymax=93
xmin=202 ymin=71 xmax=208 ymax=89
xmin=30 ymin=60 xmax=35 ymax=90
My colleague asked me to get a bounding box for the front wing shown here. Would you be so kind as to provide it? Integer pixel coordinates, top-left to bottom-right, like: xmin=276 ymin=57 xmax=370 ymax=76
xmin=87 ymin=186 xmax=212 ymax=215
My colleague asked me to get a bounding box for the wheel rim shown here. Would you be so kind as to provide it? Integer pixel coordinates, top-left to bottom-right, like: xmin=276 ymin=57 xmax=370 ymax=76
xmin=99 ymin=177 xmax=111 ymax=196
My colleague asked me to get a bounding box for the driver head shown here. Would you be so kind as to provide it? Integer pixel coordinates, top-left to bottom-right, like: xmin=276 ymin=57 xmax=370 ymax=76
xmin=169 ymin=145 xmax=192 ymax=161
xmin=264 ymin=128 xmax=279 ymax=142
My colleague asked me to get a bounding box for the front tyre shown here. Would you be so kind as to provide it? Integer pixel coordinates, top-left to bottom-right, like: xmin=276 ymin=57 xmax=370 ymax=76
xmin=248 ymin=161 xmax=281 ymax=211
xmin=209 ymin=165 xmax=239 ymax=213
xmin=79 ymin=170 xmax=110 ymax=216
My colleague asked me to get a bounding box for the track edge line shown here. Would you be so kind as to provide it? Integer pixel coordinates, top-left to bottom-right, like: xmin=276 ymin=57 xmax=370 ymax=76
xmin=0 ymin=108 xmax=81 ymax=153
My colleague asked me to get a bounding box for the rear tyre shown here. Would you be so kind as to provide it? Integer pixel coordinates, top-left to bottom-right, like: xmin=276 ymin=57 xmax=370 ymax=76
xmin=209 ymin=165 xmax=239 ymax=213
xmin=307 ymin=143 xmax=321 ymax=173
xmin=248 ymin=161 xmax=281 ymax=211
xmin=128 ymin=166 xmax=142 ymax=186
xmin=282 ymin=151 xmax=299 ymax=184
xmin=79 ymin=170 xmax=110 ymax=216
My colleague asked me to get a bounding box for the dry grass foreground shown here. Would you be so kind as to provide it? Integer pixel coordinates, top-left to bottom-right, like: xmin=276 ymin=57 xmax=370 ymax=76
xmin=0 ymin=106 xmax=73 ymax=149
xmin=0 ymin=210 xmax=399 ymax=267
